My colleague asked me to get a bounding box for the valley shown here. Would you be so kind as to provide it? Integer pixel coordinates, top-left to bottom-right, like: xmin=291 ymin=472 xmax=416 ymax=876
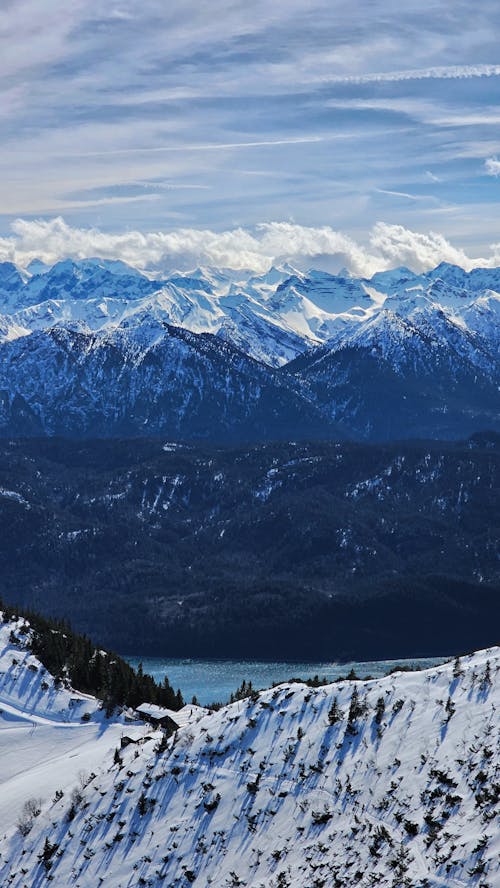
xmin=1 ymin=434 xmax=498 ymax=659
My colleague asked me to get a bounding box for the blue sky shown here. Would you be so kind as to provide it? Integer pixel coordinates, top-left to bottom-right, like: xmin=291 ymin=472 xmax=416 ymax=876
xmin=1 ymin=0 xmax=500 ymax=271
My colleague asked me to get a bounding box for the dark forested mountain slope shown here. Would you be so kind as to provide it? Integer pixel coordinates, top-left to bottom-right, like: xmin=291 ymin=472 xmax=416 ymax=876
xmin=1 ymin=435 xmax=498 ymax=659
xmin=0 ymin=601 xmax=182 ymax=712
xmin=0 ymin=325 xmax=338 ymax=441
xmin=286 ymin=340 xmax=499 ymax=441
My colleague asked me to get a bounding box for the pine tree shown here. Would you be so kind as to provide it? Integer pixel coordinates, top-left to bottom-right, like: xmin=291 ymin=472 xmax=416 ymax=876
xmin=40 ymin=837 xmax=58 ymax=871
xmin=481 ymin=660 xmax=492 ymax=690
xmin=346 ymin=686 xmax=365 ymax=735
xmin=327 ymin=697 xmax=343 ymax=725
xmin=374 ymin=696 xmax=385 ymax=725
xmin=445 ymin=696 xmax=455 ymax=721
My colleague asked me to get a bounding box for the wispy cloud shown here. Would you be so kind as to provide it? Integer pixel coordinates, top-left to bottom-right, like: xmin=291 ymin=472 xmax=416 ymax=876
xmin=317 ymin=64 xmax=500 ymax=86
xmin=375 ymin=189 xmax=437 ymax=202
xmin=1 ymin=1 xmax=500 ymax=248
xmin=75 ymin=136 xmax=331 ymax=158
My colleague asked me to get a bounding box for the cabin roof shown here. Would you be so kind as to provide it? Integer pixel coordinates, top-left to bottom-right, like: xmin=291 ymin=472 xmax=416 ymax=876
xmin=136 ymin=703 xmax=176 ymax=721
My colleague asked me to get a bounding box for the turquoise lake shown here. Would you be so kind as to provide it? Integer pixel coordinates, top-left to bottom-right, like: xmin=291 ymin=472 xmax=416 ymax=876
xmin=125 ymin=655 xmax=447 ymax=706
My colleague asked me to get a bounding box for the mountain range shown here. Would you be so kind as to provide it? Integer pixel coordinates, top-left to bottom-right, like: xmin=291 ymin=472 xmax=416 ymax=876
xmin=0 ymin=258 xmax=498 ymax=441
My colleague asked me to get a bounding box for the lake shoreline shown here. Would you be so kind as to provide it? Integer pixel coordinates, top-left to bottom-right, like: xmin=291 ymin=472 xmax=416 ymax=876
xmin=124 ymin=653 xmax=449 ymax=706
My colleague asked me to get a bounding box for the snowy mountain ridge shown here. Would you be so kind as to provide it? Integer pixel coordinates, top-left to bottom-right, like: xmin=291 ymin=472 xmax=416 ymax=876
xmin=0 ymin=258 xmax=498 ymax=441
xmin=0 ymin=258 xmax=498 ymax=368
xmin=0 ymin=616 xmax=498 ymax=887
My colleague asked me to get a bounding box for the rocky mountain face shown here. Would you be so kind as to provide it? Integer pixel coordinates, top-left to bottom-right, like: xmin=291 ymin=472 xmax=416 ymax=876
xmin=0 ymin=615 xmax=498 ymax=888
xmin=0 ymin=258 xmax=498 ymax=441
xmin=0 ymin=324 xmax=335 ymax=441
xmin=1 ymin=435 xmax=498 ymax=658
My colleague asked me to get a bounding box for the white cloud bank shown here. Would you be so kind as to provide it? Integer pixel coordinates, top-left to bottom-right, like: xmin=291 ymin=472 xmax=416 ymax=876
xmin=0 ymin=217 xmax=499 ymax=277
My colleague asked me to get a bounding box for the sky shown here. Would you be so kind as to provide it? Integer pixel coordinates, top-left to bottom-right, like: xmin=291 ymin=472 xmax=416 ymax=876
xmin=1 ymin=0 xmax=500 ymax=273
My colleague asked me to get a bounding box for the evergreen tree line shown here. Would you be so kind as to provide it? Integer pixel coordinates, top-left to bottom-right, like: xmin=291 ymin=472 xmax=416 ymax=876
xmin=1 ymin=597 xmax=183 ymax=713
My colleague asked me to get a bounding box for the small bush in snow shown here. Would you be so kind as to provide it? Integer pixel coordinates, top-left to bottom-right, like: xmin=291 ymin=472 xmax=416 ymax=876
xmin=17 ymin=798 xmax=42 ymax=836
xmin=311 ymin=808 xmax=333 ymax=825
xmin=481 ymin=661 xmax=492 ymax=689
xmin=16 ymin=815 xmax=33 ymax=837
xmin=392 ymin=699 xmax=404 ymax=715
xmin=24 ymin=797 xmax=42 ymax=818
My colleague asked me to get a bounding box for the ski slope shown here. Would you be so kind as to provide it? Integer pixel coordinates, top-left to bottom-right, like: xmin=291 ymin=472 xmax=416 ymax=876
xmin=0 ymin=619 xmax=145 ymax=840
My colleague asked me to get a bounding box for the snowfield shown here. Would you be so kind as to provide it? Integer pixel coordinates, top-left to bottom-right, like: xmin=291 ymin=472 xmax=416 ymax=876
xmin=0 ymin=618 xmax=498 ymax=886
xmin=0 ymin=619 xmax=145 ymax=844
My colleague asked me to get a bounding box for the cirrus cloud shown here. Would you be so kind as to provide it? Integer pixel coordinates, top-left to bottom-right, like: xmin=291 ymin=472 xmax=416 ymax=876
xmin=1 ymin=1 xmax=500 ymax=245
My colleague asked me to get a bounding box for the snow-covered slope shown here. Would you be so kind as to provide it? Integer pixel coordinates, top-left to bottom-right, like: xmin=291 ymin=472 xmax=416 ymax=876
xmin=0 ymin=634 xmax=498 ymax=887
xmin=0 ymin=617 xmax=144 ymax=843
